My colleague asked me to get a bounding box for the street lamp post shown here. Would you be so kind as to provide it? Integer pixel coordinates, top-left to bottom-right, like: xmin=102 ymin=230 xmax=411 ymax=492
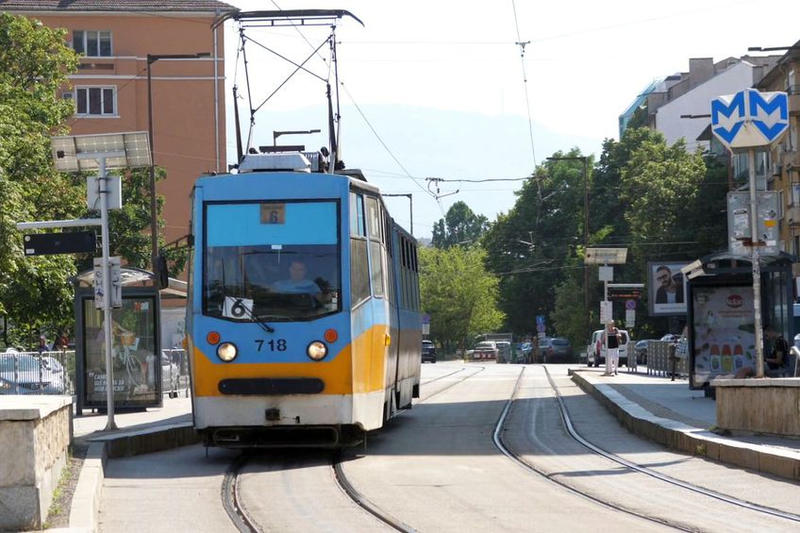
xmin=146 ymin=52 xmax=209 ymax=275
xmin=547 ymin=156 xmax=590 ymax=338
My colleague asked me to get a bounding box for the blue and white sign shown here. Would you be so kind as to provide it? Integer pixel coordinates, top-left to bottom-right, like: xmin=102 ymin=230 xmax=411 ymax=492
xmin=711 ymin=89 xmax=788 ymax=149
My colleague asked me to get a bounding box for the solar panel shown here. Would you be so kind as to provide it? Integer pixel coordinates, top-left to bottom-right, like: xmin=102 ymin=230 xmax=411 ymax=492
xmin=51 ymin=131 xmax=151 ymax=172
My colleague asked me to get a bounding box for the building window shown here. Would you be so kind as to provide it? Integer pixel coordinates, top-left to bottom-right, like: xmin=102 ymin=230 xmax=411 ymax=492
xmin=73 ymin=30 xmax=112 ymax=57
xmin=75 ymin=87 xmax=116 ymax=116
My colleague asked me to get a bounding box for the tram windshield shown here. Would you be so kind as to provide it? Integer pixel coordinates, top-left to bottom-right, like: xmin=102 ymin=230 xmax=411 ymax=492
xmin=203 ymin=200 xmax=341 ymax=321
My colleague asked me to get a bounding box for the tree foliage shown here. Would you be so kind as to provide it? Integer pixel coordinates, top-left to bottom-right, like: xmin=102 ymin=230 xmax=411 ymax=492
xmin=419 ymin=246 xmax=504 ymax=351
xmin=0 ymin=13 xmax=80 ymax=344
xmin=482 ymin=149 xmax=590 ymax=335
xmin=431 ymin=201 xmax=489 ymax=248
xmin=0 ymin=13 xmax=186 ymax=346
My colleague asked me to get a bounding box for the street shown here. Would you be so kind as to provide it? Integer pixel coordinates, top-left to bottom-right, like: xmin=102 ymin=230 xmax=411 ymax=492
xmin=98 ymin=363 xmax=799 ymax=532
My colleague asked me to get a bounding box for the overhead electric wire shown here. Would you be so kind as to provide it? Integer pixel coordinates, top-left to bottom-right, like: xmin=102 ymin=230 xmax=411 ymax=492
xmin=339 ymin=82 xmax=436 ymax=201
xmin=266 ymin=0 xmax=437 ymax=208
xmin=511 ymin=0 xmax=537 ymax=170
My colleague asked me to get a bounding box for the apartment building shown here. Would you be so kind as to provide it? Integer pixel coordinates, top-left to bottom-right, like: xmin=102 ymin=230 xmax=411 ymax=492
xmin=755 ymin=42 xmax=800 ymax=263
xmin=620 ymin=56 xmax=780 ymax=153
xmin=2 ymin=0 xmax=232 ymax=256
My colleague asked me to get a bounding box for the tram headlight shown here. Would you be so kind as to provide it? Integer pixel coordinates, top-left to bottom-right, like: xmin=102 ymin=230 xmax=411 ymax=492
xmin=217 ymin=342 xmax=238 ymax=362
xmin=306 ymin=341 xmax=328 ymax=361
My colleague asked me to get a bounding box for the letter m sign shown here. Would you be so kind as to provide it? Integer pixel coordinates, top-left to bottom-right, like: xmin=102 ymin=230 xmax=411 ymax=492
xmin=711 ymin=89 xmax=788 ymax=149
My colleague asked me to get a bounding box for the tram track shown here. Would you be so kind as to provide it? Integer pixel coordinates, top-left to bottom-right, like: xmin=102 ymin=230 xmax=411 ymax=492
xmin=329 ymin=364 xmax=487 ymax=531
xmin=220 ymin=364 xmax=486 ymax=532
xmin=492 ymin=366 xmax=691 ymax=531
xmin=221 ymin=454 xmax=262 ymax=533
xmin=493 ymin=364 xmax=800 ymax=530
xmin=540 ymin=366 xmax=800 ymax=524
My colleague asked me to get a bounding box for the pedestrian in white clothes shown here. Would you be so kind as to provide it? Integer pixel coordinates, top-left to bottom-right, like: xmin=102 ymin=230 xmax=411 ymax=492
xmin=602 ymin=320 xmax=621 ymax=376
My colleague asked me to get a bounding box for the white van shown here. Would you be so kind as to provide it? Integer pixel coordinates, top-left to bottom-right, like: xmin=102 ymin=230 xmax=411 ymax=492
xmin=586 ymin=330 xmax=603 ymax=367
xmin=589 ymin=329 xmax=631 ymax=367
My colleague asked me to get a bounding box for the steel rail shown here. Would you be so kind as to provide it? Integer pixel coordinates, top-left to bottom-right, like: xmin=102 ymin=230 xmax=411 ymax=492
xmin=542 ymin=366 xmax=800 ymax=524
xmin=221 ymin=454 xmax=262 ymax=533
xmin=492 ymin=366 xmax=691 ymax=531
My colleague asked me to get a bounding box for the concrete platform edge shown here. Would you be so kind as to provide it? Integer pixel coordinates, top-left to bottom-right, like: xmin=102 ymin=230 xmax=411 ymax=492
xmin=67 ymin=423 xmax=199 ymax=532
xmin=570 ymin=370 xmax=800 ymax=482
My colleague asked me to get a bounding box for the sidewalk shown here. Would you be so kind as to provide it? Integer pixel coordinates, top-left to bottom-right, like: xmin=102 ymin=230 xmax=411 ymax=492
xmin=67 ymin=396 xmax=196 ymax=532
xmin=570 ymin=366 xmax=800 ymax=481
xmin=74 ymin=396 xmax=193 ymax=441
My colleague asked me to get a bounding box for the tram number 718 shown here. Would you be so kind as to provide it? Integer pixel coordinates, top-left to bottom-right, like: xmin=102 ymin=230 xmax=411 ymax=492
xmin=255 ymin=339 xmax=287 ymax=352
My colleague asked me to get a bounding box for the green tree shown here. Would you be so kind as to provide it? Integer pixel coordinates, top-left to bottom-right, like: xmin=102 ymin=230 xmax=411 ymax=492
xmin=75 ymin=166 xmax=188 ymax=277
xmin=431 ymin=201 xmax=489 ymax=248
xmin=419 ymin=245 xmax=504 ymax=353
xmin=482 ymin=150 xmax=590 ymax=336
xmin=0 ymin=13 xmax=80 ymax=345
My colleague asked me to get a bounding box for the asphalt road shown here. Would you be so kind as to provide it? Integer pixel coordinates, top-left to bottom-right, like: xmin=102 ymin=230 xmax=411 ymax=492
xmin=98 ymin=362 xmax=800 ymax=532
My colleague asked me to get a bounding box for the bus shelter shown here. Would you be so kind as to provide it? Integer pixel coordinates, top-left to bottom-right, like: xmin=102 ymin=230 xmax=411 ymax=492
xmin=73 ymin=267 xmax=162 ymax=412
xmin=687 ymin=252 xmax=794 ymax=392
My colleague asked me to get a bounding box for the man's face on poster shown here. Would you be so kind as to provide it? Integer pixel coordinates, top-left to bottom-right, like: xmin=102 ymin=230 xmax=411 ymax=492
xmin=656 ymin=267 xmax=672 ymax=289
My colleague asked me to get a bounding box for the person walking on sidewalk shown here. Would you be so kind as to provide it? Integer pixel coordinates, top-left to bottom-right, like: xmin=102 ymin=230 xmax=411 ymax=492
xmin=602 ymin=320 xmax=621 ymax=376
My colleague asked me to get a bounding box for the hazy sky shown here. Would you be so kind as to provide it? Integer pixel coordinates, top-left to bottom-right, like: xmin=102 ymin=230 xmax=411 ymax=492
xmin=224 ymin=0 xmax=800 ymax=237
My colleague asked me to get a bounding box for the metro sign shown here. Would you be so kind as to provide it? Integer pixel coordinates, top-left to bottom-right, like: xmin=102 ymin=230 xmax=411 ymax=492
xmin=711 ymin=89 xmax=788 ymax=149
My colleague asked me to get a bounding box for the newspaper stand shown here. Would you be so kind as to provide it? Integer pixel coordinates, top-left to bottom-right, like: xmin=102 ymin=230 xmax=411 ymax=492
xmin=73 ymin=267 xmax=162 ymax=413
xmin=686 ymin=251 xmax=793 ymax=395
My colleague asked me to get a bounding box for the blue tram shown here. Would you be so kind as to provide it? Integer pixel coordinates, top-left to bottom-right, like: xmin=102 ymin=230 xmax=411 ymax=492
xmin=187 ymin=152 xmax=422 ymax=447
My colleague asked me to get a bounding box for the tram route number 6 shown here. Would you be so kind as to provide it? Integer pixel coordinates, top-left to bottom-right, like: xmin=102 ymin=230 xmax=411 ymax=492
xmin=255 ymin=339 xmax=287 ymax=352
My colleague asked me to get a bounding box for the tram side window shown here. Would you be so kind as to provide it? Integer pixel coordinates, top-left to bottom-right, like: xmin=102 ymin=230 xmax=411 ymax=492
xmin=350 ymin=192 xmax=370 ymax=307
xmin=366 ymin=197 xmax=385 ymax=297
xmin=350 ymin=193 xmax=366 ymax=237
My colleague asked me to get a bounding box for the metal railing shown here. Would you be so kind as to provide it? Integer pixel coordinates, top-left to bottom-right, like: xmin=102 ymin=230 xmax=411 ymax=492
xmin=0 ymin=350 xmax=76 ymax=396
xmin=646 ymin=341 xmax=688 ymax=378
xmin=0 ymin=348 xmax=191 ymax=398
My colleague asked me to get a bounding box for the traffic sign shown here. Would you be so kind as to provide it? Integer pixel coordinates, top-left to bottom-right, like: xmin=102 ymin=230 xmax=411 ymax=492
xmin=625 ymin=308 xmax=635 ymax=328
xmin=711 ymin=89 xmax=788 ymax=149
xmin=93 ymin=257 xmax=122 ymax=309
xmin=625 ymin=299 xmax=636 ymax=310
xmin=23 ymin=231 xmax=95 ymax=256
xmin=599 ymin=301 xmax=612 ymax=325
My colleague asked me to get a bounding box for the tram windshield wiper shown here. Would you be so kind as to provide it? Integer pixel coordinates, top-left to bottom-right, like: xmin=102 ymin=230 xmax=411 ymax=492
xmin=242 ymin=307 xmax=275 ymax=334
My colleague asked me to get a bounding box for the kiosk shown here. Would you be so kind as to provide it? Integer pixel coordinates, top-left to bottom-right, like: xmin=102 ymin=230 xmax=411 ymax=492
xmin=73 ymin=267 xmax=162 ymax=412
xmin=687 ymin=252 xmax=794 ymax=394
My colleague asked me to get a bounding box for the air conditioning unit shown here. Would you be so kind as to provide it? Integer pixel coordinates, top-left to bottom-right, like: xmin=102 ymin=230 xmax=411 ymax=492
xmin=62 ymin=92 xmax=73 ymax=100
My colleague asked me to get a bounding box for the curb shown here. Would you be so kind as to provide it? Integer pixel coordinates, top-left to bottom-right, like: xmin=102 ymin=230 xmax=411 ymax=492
xmin=570 ymin=370 xmax=800 ymax=482
xmin=67 ymin=422 xmax=199 ymax=532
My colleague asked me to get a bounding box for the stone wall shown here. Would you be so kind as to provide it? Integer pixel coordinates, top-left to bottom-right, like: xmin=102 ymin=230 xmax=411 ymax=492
xmin=714 ymin=378 xmax=800 ymax=436
xmin=0 ymin=396 xmax=71 ymax=530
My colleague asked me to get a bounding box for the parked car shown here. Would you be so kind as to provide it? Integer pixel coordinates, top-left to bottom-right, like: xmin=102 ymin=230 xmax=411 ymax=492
xmin=421 ymin=340 xmax=437 ymax=363
xmin=634 ymin=339 xmax=658 ymax=365
xmin=540 ymin=337 xmax=574 ymax=363
xmin=0 ymin=354 xmax=66 ymax=394
xmin=589 ymin=329 xmax=631 ymax=367
xmin=660 ymin=333 xmax=680 ymax=343
xmin=586 ymin=330 xmax=604 ymax=367
xmin=472 ymin=341 xmax=498 ymax=360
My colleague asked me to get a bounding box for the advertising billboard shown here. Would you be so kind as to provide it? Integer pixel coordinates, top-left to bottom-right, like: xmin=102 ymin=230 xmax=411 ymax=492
xmin=690 ymin=285 xmax=755 ymax=388
xmin=81 ymin=295 xmax=161 ymax=408
xmin=648 ymin=262 xmax=689 ymax=316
